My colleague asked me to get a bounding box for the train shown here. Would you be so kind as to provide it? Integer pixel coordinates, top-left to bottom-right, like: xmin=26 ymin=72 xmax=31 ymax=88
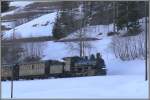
xmin=1 ymin=54 xmax=107 ymax=81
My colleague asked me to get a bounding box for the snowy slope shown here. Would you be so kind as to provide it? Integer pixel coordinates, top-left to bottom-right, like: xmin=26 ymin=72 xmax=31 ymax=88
xmin=42 ymin=41 xmax=68 ymax=61
xmin=43 ymin=24 xmax=113 ymax=60
xmin=54 ymin=26 xmax=145 ymax=75
xmin=1 ymin=1 xmax=34 ymax=16
xmin=2 ymin=75 xmax=148 ymax=98
xmin=60 ymin=24 xmax=113 ymax=40
xmin=2 ymin=10 xmax=16 ymax=17
xmin=9 ymin=1 xmax=34 ymax=7
xmin=4 ymin=12 xmax=57 ymax=38
xmin=1 ymin=1 xmax=34 ymax=32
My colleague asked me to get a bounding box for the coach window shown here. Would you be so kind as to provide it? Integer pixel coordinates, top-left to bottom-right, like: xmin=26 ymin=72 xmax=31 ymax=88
xmin=85 ymin=67 xmax=88 ymax=70
xmin=37 ymin=64 xmax=40 ymax=71
xmin=24 ymin=65 xmax=26 ymax=70
xmin=78 ymin=68 xmax=82 ymax=72
xmin=32 ymin=65 xmax=34 ymax=69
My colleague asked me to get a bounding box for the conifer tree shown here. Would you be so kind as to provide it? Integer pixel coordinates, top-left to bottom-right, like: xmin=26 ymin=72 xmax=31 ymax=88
xmin=116 ymin=1 xmax=142 ymax=36
xmin=1 ymin=1 xmax=9 ymax=12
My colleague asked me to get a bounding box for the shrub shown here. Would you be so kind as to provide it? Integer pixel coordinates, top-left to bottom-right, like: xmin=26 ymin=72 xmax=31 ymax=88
xmin=107 ymin=32 xmax=119 ymax=36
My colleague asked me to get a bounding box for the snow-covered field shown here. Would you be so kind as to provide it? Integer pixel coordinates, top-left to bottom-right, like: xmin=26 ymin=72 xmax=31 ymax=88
xmin=2 ymin=10 xmax=148 ymax=99
xmin=2 ymin=59 xmax=148 ymax=98
xmin=2 ymin=75 xmax=148 ymax=99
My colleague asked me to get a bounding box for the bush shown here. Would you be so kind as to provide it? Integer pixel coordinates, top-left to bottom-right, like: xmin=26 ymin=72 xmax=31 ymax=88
xmin=127 ymin=26 xmax=143 ymax=36
xmin=107 ymin=32 xmax=119 ymax=36
xmin=111 ymin=32 xmax=145 ymax=60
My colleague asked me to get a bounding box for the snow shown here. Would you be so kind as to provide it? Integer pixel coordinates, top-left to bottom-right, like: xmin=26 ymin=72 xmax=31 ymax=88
xmin=2 ymin=75 xmax=148 ymax=98
xmin=1 ymin=22 xmax=14 ymax=29
xmin=1 ymin=10 xmax=16 ymax=17
xmin=9 ymin=1 xmax=34 ymax=8
xmin=42 ymin=24 xmax=113 ymax=60
xmin=4 ymin=12 xmax=57 ymax=38
xmin=60 ymin=24 xmax=113 ymax=40
xmin=1 ymin=11 xmax=148 ymax=98
xmin=1 ymin=1 xmax=33 ymax=17
xmin=42 ymin=41 xmax=68 ymax=60
xmin=1 ymin=1 xmax=34 ymax=30
xmin=2 ymin=25 xmax=148 ymax=98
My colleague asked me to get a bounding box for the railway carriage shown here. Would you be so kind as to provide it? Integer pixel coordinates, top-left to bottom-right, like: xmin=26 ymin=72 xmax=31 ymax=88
xmin=46 ymin=60 xmax=64 ymax=78
xmin=18 ymin=60 xmax=64 ymax=79
xmin=19 ymin=61 xmax=46 ymax=79
xmin=1 ymin=64 xmax=12 ymax=80
xmin=1 ymin=64 xmax=20 ymax=80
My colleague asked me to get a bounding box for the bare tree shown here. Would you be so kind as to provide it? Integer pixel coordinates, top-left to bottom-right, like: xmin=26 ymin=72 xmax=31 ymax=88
xmin=64 ymin=26 xmax=96 ymax=57
xmin=63 ymin=1 xmax=95 ymax=57
xmin=22 ymin=36 xmax=45 ymax=62
xmin=1 ymin=32 xmax=24 ymax=64
xmin=111 ymin=32 xmax=145 ymax=60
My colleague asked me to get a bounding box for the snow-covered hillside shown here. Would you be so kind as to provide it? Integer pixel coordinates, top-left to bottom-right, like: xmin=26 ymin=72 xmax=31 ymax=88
xmin=43 ymin=24 xmax=113 ymax=60
xmin=4 ymin=12 xmax=57 ymax=38
xmin=2 ymin=1 xmax=34 ymax=17
xmin=9 ymin=1 xmax=33 ymax=7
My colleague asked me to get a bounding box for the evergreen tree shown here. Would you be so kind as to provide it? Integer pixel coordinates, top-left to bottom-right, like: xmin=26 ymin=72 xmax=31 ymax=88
xmin=116 ymin=1 xmax=142 ymax=36
xmin=52 ymin=11 xmax=74 ymax=39
xmin=52 ymin=14 xmax=64 ymax=39
xmin=116 ymin=2 xmax=128 ymax=31
xmin=52 ymin=2 xmax=77 ymax=39
xmin=127 ymin=2 xmax=142 ymax=36
xmin=1 ymin=1 xmax=10 ymax=12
